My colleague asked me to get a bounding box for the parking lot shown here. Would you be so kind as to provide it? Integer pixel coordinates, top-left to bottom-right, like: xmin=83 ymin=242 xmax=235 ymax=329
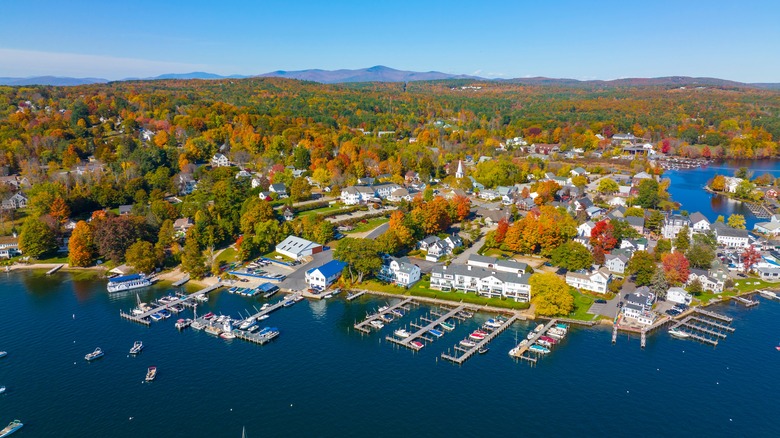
xmin=278 ymin=250 xmax=334 ymax=292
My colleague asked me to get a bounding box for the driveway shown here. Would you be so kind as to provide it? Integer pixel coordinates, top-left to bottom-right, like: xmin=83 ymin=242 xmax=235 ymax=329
xmin=278 ymin=250 xmax=334 ymax=292
xmin=451 ymin=225 xmax=495 ymax=265
xmin=364 ymin=222 xmax=389 ymax=240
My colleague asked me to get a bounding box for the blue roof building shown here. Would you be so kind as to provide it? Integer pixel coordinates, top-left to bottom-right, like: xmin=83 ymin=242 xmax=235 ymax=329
xmin=305 ymin=259 xmax=347 ymax=290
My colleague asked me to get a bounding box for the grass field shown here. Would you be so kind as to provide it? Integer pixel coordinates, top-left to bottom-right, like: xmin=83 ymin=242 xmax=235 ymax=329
xmin=345 ymin=217 xmax=390 ymax=234
xmin=567 ymin=290 xmax=597 ymax=321
xmin=297 ymin=204 xmax=346 ymax=218
xmin=215 ymin=247 xmax=237 ymax=264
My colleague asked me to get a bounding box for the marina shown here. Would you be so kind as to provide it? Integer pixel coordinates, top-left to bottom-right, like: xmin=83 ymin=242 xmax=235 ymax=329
xmin=668 ymin=309 xmax=736 ymax=346
xmin=353 ymin=298 xmax=415 ymax=334
xmin=509 ymin=319 xmax=562 ymax=364
xmin=120 ymin=283 xmax=223 ymax=325
xmin=441 ymin=314 xmax=520 ymax=365
xmin=386 ymin=305 xmax=470 ymax=351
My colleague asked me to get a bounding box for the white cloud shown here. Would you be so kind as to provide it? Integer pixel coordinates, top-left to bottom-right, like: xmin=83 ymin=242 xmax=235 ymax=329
xmin=0 ymin=48 xmax=213 ymax=79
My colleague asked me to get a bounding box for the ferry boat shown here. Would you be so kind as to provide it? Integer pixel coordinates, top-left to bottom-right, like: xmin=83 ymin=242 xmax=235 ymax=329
xmin=85 ymin=347 xmax=104 ymax=361
xmin=459 ymin=339 xmax=476 ymax=348
xmin=394 ymin=329 xmax=411 ymax=338
xmin=175 ymin=318 xmax=192 ymax=330
xmin=107 ymin=274 xmax=152 ymax=293
xmin=529 ymin=345 xmax=550 ymax=354
xmin=129 ymin=341 xmax=143 ymax=355
xmin=409 ymin=341 xmax=424 ymax=349
xmin=0 ymin=420 xmax=23 ymax=437
xmin=669 ymin=329 xmax=690 ymax=339
xmin=145 ymin=366 xmax=157 ymax=382
xmin=369 ymin=320 xmax=385 ymax=329
xmin=439 ymin=321 xmax=455 ymax=331
xmin=428 ymin=329 xmax=444 ymax=338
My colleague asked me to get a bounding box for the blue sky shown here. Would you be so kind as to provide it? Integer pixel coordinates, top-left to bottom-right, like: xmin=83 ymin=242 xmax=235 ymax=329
xmin=1 ymin=0 xmax=778 ymax=81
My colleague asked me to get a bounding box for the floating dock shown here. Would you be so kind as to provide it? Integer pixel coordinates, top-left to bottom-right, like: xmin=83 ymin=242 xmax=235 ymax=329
xmin=120 ymin=283 xmax=222 ymax=325
xmin=693 ymin=308 xmax=733 ymax=323
xmin=46 ymin=264 xmax=63 ymax=275
xmin=732 ymin=296 xmax=759 ymax=307
xmin=386 ymin=305 xmax=468 ymax=351
xmin=510 ymin=319 xmax=558 ymax=359
xmin=669 ymin=310 xmax=735 ymax=346
xmin=353 ymin=298 xmax=415 ymax=334
xmin=441 ymin=314 xmax=519 ymax=365
xmin=172 ymin=275 xmax=190 ymax=287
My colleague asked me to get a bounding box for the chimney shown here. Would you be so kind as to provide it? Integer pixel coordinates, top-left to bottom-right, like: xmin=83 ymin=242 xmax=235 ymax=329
xmin=467 ymin=265 xmax=472 ymax=271
xmin=443 ymin=265 xmax=447 ymax=271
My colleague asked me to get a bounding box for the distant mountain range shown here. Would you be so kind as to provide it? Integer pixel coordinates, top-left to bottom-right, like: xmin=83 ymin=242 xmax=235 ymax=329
xmin=0 ymin=66 xmax=778 ymax=89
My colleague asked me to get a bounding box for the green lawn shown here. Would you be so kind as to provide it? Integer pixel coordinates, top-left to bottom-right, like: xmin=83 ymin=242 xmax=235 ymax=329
xmin=297 ymin=204 xmax=346 ymax=218
xmin=733 ymin=278 xmax=774 ymax=292
xmin=36 ymin=254 xmax=70 ymax=264
xmin=215 ymin=247 xmax=237 ymax=264
xmin=482 ymin=248 xmax=514 ymax=258
xmin=568 ymin=290 xmax=598 ymax=321
xmin=262 ymin=251 xmax=295 ymax=263
xmin=360 ymin=279 xmax=531 ymax=310
xmin=345 ymin=217 xmax=390 ymax=234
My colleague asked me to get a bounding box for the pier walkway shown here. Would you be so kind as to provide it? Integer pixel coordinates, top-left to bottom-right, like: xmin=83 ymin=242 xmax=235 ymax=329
xmin=732 ymin=296 xmax=759 ymax=307
xmin=172 ymin=275 xmax=190 ymax=287
xmin=46 ymin=264 xmax=63 ymax=275
xmin=386 ymin=305 xmax=467 ymax=351
xmin=693 ymin=308 xmax=733 ymax=323
xmin=670 ymin=311 xmax=736 ymax=346
xmin=354 ymin=298 xmax=415 ymax=334
xmin=510 ymin=319 xmax=558 ymax=359
xmin=120 ymin=283 xmax=223 ymax=325
xmin=346 ymin=290 xmax=367 ymax=301
xmin=441 ymin=315 xmax=519 ymax=365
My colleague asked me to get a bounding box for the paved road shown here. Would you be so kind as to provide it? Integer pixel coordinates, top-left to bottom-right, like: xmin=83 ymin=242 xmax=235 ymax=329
xmin=451 ymin=225 xmax=495 ymax=265
xmin=364 ymin=222 xmax=389 ymax=240
xmin=278 ymin=250 xmax=334 ymax=292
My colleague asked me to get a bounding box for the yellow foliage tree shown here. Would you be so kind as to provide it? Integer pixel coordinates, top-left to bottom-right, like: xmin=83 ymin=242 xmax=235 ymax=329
xmin=529 ymin=272 xmax=574 ymax=317
xmin=68 ymin=221 xmax=95 ymax=267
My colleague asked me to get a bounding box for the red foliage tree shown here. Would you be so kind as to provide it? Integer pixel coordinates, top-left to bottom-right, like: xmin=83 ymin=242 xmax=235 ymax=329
xmin=661 ymin=252 xmax=690 ymax=285
xmin=590 ymin=220 xmax=617 ymax=253
xmin=495 ymin=218 xmax=509 ymax=243
xmin=701 ymin=145 xmax=712 ymax=158
xmin=661 ymin=139 xmax=671 ymax=154
xmin=742 ymin=245 xmax=761 ymax=273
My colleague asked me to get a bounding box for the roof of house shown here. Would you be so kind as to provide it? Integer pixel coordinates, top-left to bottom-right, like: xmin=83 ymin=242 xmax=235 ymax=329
xmin=306 ymin=259 xmax=347 ymax=278
xmin=432 ymin=263 xmax=531 ymax=285
xmin=276 ymin=235 xmax=321 ymax=255
xmin=388 ymin=256 xmax=419 ymax=274
xmin=606 ymin=253 xmax=629 ymax=264
xmin=624 ymin=216 xmax=645 ymax=227
xmin=118 ymin=205 xmax=132 ymax=214
xmin=270 ymin=183 xmax=287 ymax=192
xmin=689 ymin=212 xmax=710 ymax=225
xmin=716 ymin=226 xmax=749 ymax=238
xmin=420 ymin=235 xmax=441 ymax=246
xmin=173 ymin=218 xmax=193 ymax=229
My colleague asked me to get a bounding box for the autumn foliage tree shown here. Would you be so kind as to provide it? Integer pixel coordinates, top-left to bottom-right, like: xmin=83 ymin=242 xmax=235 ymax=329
xmin=49 ymin=197 xmax=71 ymax=225
xmin=503 ymin=206 xmax=577 ymax=256
xmin=741 ymin=245 xmax=761 ymax=273
xmin=68 ymin=221 xmax=95 ymax=267
xmin=590 ymin=220 xmax=617 ymax=253
xmin=529 ymin=272 xmax=574 ymax=317
xmin=495 ymin=218 xmax=509 ymax=244
xmin=661 ymin=252 xmax=690 ymax=285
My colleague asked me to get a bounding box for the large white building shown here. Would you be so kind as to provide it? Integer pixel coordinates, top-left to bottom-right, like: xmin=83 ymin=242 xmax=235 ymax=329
xmin=341 ymin=186 xmax=376 ymax=205
xmin=377 ymin=256 xmax=421 ymax=287
xmin=565 ymin=268 xmax=611 ymax=294
xmin=467 ymin=254 xmax=528 ymax=273
xmin=430 ymin=263 xmax=532 ymax=302
xmin=275 ymin=236 xmax=323 ymax=260
xmin=712 ymin=223 xmax=750 ymax=248
xmin=666 ymin=287 xmax=692 ymax=305
xmin=305 ymin=259 xmax=347 ymax=290
xmin=661 ymin=214 xmax=691 ymax=239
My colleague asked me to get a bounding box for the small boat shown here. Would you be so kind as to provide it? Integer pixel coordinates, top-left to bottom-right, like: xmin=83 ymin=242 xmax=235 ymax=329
xmin=203 ymin=312 xmax=215 ymax=320
xmin=0 ymin=420 xmax=23 ymax=437
xmin=159 ymin=309 xmax=172 ymax=319
xmin=0 ymin=352 xmax=6 ymax=359
xmin=191 ymin=320 xmax=204 ymax=330
xmin=378 ymin=305 xmax=389 ymax=312
xmin=129 ymin=341 xmax=143 ymax=355
xmin=391 ymin=309 xmax=405 ymax=317
xmin=85 ymin=347 xmax=104 ymax=361
xmin=195 ymin=294 xmax=209 ymax=302
xmin=428 ymin=329 xmax=444 ymax=338
xmin=669 ymin=329 xmax=690 ymax=339
xmin=529 ymin=345 xmax=550 ymax=354
xmin=175 ymin=318 xmax=192 ymax=330
xmin=509 ymin=347 xmax=519 ymax=357
xmin=555 ymin=323 xmax=568 ymax=332
xmin=484 ymin=319 xmax=502 ymax=329
xmin=478 ymin=347 xmax=489 ymax=354
xmin=282 ymin=299 xmax=295 ymax=307
xmin=239 ymin=318 xmax=257 ymax=331
xmin=458 ymin=310 xmax=474 ymax=318
xmin=322 ymin=292 xmax=333 ymax=299
xmin=149 ymin=313 xmax=163 ymax=322
xmin=257 ymin=315 xmax=269 ymax=320
xmin=439 ymin=321 xmax=455 ymax=331
xmin=220 ymin=331 xmax=236 ymax=340
xmin=469 ymin=332 xmax=486 ymax=341
xmin=539 ymin=335 xmax=558 ymax=344
xmin=526 ymin=331 xmax=536 ymax=340
xmin=0 ymin=386 xmax=5 ymax=394
xmin=369 ymin=320 xmax=385 ymax=329
xmin=293 ymin=294 xmax=305 ymax=302
xmin=380 ymin=314 xmax=394 ymax=323
xmin=394 ymin=329 xmax=411 ymax=338
xmin=459 ymin=339 xmax=476 ymax=348
xmin=536 ymin=339 xmax=553 ymax=348
xmin=409 ymin=341 xmax=424 ymax=349
xmin=145 ymin=366 xmax=157 ymax=382
xmin=534 ymin=324 xmax=545 ymax=333
xmin=474 ymin=329 xmax=489 ymax=336
xmin=760 ymin=290 xmax=779 ymax=300
xmin=776 ymin=344 xmax=780 ymax=351
xmin=170 ymin=304 xmax=185 ymax=313
xmin=261 ymin=304 xmax=270 ymax=310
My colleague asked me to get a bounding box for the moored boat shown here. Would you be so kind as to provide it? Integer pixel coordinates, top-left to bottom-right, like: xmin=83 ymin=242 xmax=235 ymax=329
xmin=536 ymin=339 xmax=553 ymax=348
xmin=149 ymin=313 xmax=163 ymax=322
xmin=129 ymin=341 xmax=143 ymax=355
xmin=203 ymin=312 xmax=215 ymax=320
xmin=204 ymin=324 xmax=222 ymax=336
xmin=439 ymin=321 xmax=455 ymax=331
xmin=107 ymin=273 xmax=152 ymax=293
xmin=191 ymin=320 xmax=204 ymax=330
xmin=369 ymin=320 xmax=384 ymax=329
xmin=469 ymin=332 xmax=486 ymax=341
xmin=669 ymin=329 xmax=690 ymax=339
xmin=478 ymin=347 xmax=489 ymax=354
xmin=529 ymin=344 xmax=550 ymax=354
xmin=220 ymin=331 xmax=236 ymax=340
xmin=85 ymin=347 xmax=104 ymax=361
xmin=391 ymin=309 xmax=405 ymax=317
xmin=394 ymin=329 xmax=411 ymax=339
xmin=484 ymin=319 xmax=502 ymax=329
xmin=539 ymin=335 xmax=558 ymax=344
xmin=458 ymin=310 xmax=474 ymax=318
xmin=759 ymin=290 xmax=779 ymax=300
xmin=145 ymin=366 xmax=157 ymax=382
xmin=175 ymin=318 xmax=192 ymax=330
xmin=459 ymin=339 xmax=476 ymax=348
xmin=380 ymin=313 xmax=394 ymax=323
xmin=0 ymin=420 xmax=23 ymax=437
xmin=409 ymin=340 xmax=424 ymax=349
xmin=0 ymin=352 xmax=6 ymax=359
xmin=428 ymin=328 xmax=444 ymax=338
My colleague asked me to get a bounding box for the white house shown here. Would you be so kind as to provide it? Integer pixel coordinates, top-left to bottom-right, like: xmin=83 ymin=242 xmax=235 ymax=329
xmin=723 ymin=177 xmax=743 ymax=193
xmin=0 ymin=235 xmax=20 ymax=258
xmin=378 ymin=256 xmax=421 ymax=287
xmin=426 ymin=240 xmax=450 ymax=261
xmin=387 ymin=188 xmax=412 ymax=202
xmin=666 ymin=287 xmax=692 ymax=305
xmin=211 ymin=153 xmax=230 ymax=167
xmin=621 ymin=286 xmax=656 ymax=326
xmin=1 ymin=192 xmax=28 ymax=210
xmin=430 ymin=263 xmax=532 ymax=302
xmin=578 ymin=221 xmax=596 ymax=238
xmin=605 ymin=253 xmax=629 ymax=274
xmin=689 ymin=212 xmax=711 ymax=233
xmin=418 ymin=236 xmax=442 ymax=251
xmin=341 ymin=186 xmax=375 ymax=205
xmin=686 ymin=268 xmax=724 ymax=292
xmin=269 ymin=183 xmax=288 ymax=199
xmin=275 ymin=235 xmax=323 ymax=260
xmin=373 ymin=183 xmax=401 ymax=199
xmin=571 ymin=167 xmax=588 ymax=177
xmin=713 ymin=224 xmax=749 ymax=248
xmin=305 ymin=259 xmax=347 ymax=290
xmin=661 ymin=214 xmax=691 ymax=239
xmin=566 ymin=268 xmax=611 ymax=294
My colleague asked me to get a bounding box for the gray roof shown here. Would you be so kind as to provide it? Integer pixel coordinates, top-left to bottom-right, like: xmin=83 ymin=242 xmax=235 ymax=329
xmin=689 ymin=212 xmax=709 ymax=225
xmin=420 ymin=235 xmax=441 ymax=246
xmin=716 ymin=226 xmax=749 ymax=238
xmin=606 ymin=253 xmax=629 ymax=263
xmin=432 ymin=264 xmax=530 ymax=285
xmin=624 ymin=216 xmax=645 ymax=227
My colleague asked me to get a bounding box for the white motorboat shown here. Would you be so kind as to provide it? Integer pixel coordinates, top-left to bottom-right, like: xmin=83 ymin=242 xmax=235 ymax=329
xmin=129 ymin=341 xmax=143 ymax=355
xmin=394 ymin=329 xmax=411 ymax=338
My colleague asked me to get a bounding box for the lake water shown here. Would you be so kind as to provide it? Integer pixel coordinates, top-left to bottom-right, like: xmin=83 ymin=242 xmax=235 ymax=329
xmin=1 ymin=271 xmax=779 ymax=437
xmin=665 ymin=160 xmax=780 ymax=229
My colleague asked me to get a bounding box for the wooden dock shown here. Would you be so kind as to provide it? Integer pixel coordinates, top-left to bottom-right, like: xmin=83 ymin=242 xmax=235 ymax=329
xmin=386 ymin=305 xmax=467 ymax=351
xmin=46 ymin=264 xmax=63 ymax=275
xmin=509 ymin=319 xmax=558 ymax=358
xmin=441 ymin=314 xmax=519 ymax=365
xmin=233 ymin=329 xmax=279 ymax=345
xmin=744 ymin=201 xmax=772 ymax=219
xmin=732 ymin=296 xmax=759 ymax=307
xmin=172 ymin=275 xmax=190 ymax=287
xmin=693 ymin=308 xmax=733 ymax=323
xmin=669 ymin=312 xmax=736 ymax=346
xmin=346 ymin=290 xmax=367 ymax=301
xmin=120 ymin=283 xmax=222 ymax=325
xmin=353 ymin=298 xmax=415 ymax=334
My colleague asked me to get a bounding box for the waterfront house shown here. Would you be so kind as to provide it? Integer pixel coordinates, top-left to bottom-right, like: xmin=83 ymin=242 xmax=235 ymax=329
xmin=377 ymin=256 xmax=421 ymax=287
xmin=0 ymin=235 xmax=20 ymax=258
xmin=373 ymin=183 xmax=402 ymax=199
xmin=712 ymin=223 xmax=750 ymax=248
xmin=666 ymin=287 xmax=692 ymax=305
xmin=566 ymin=268 xmax=611 ymax=294
xmin=425 ymin=240 xmax=450 ymax=261
xmin=605 ymin=253 xmax=629 ymax=274
xmin=631 ymin=171 xmax=653 ymax=186
xmin=211 ymin=153 xmax=230 ymax=168
xmin=430 ymin=263 xmax=532 ymax=302
xmin=754 ymin=220 xmax=780 ymax=236
xmin=756 ymin=266 xmax=780 ymax=281
xmin=686 ymin=268 xmax=724 ymax=292
xmin=723 ymin=177 xmax=743 ymax=193
xmin=275 ymin=235 xmax=323 ymax=260
xmin=689 ymin=212 xmax=711 ymax=233
xmin=622 ymin=286 xmax=656 ymax=326
xmin=305 ymin=259 xmax=347 ymax=290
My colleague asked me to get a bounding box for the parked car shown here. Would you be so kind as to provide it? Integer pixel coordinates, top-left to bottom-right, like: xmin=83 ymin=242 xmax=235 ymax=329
xmin=595 ymin=299 xmax=607 ymax=304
